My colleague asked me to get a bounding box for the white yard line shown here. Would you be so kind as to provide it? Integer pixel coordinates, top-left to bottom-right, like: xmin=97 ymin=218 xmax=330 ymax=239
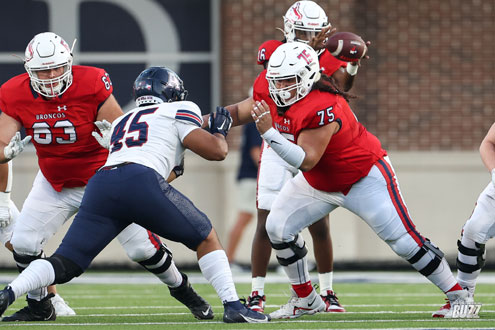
xmin=2 ymin=271 xmax=495 ymax=285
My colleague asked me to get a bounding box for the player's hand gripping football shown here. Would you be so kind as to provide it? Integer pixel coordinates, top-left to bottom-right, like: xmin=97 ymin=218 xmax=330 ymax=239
xmin=208 ymin=106 xmax=233 ymax=137
xmin=3 ymin=132 xmax=31 ymax=161
xmin=309 ymin=25 xmax=337 ymax=51
xmin=92 ymin=120 xmax=112 ymax=150
xmin=251 ymin=100 xmax=272 ymax=135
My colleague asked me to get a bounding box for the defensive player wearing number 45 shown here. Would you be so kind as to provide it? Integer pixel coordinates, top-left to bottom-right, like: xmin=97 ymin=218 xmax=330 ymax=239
xmin=0 ymin=66 xmax=270 ymax=323
xmin=0 ymin=32 xmax=213 ymax=322
xmin=251 ymin=41 xmax=477 ymax=319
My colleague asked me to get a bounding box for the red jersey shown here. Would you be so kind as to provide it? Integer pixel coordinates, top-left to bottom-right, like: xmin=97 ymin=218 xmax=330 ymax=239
xmin=270 ymin=89 xmax=387 ymax=194
xmin=0 ymin=65 xmax=112 ymax=191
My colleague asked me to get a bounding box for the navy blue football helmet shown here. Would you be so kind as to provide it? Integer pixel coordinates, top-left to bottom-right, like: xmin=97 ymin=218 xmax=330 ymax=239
xmin=133 ymin=66 xmax=188 ymax=106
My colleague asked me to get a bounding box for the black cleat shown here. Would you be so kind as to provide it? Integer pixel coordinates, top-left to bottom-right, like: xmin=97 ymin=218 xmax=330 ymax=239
xmin=169 ymin=272 xmax=214 ymax=320
xmin=223 ymin=300 xmax=270 ymax=323
xmin=2 ymin=293 xmax=56 ymax=322
xmin=0 ymin=288 xmax=11 ymax=317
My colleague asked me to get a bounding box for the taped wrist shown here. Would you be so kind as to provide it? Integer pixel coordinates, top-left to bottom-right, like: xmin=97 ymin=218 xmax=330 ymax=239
xmin=346 ymin=63 xmax=358 ymax=76
xmin=261 ymin=128 xmax=305 ymax=168
xmin=5 ymin=162 xmax=12 ymax=192
xmin=0 ymin=191 xmax=10 ymax=207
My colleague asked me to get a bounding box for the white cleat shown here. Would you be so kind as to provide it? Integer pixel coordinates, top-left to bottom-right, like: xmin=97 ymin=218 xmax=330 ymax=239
xmin=269 ymin=288 xmax=325 ymax=319
xmin=51 ymin=293 xmax=76 ymax=316
xmin=441 ymin=289 xmax=476 ymax=319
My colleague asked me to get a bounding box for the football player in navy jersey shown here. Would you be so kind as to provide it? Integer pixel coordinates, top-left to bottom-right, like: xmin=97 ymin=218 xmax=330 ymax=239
xmin=0 ymin=66 xmax=270 ymax=324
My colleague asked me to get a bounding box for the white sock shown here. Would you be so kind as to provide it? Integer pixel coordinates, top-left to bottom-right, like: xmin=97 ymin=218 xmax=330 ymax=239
xmin=251 ymin=276 xmax=265 ymax=296
xmin=318 ymin=271 xmax=333 ymax=294
xmin=156 ymin=261 xmax=183 ymax=288
xmin=274 ymin=235 xmax=310 ymax=285
xmin=426 ymin=257 xmax=458 ymax=292
xmin=11 ymin=259 xmax=54 ymax=301
xmin=198 ymin=250 xmax=238 ymax=303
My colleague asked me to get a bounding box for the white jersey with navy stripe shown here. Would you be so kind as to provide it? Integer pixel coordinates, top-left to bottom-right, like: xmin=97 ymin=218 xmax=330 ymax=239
xmin=104 ymin=101 xmax=203 ymax=180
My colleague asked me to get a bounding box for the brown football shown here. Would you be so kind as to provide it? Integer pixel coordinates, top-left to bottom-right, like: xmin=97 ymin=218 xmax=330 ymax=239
xmin=325 ymin=32 xmax=366 ymax=62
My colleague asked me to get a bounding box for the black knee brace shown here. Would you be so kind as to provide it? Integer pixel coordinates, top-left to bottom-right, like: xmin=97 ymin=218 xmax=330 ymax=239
xmin=271 ymin=235 xmax=308 ymax=266
xmin=407 ymin=239 xmax=444 ymax=276
xmin=138 ymin=244 xmax=173 ymax=274
xmin=13 ymin=250 xmax=43 ymax=273
xmin=456 ymin=240 xmax=486 ymax=273
xmin=47 ymin=254 xmax=84 ymax=284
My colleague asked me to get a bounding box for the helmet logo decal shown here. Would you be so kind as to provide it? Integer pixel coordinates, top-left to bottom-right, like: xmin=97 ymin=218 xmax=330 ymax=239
xmin=25 ymin=40 xmax=35 ymax=62
xmin=60 ymin=38 xmax=70 ymax=52
xmin=297 ymin=49 xmax=313 ymax=65
xmin=292 ymin=2 xmax=302 ymax=20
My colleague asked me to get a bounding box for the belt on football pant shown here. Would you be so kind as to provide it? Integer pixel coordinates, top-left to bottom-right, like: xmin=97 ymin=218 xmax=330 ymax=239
xmin=99 ymin=162 xmax=134 ymax=171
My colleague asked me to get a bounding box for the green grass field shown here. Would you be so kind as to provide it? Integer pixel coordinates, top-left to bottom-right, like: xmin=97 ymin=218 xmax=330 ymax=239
xmin=0 ymin=272 xmax=493 ymax=329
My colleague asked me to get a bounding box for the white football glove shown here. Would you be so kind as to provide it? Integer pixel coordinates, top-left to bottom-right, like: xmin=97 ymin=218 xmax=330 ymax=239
xmin=92 ymin=120 xmax=112 ymax=150
xmin=3 ymin=132 xmax=32 ymax=161
xmin=0 ymin=192 xmax=12 ymax=228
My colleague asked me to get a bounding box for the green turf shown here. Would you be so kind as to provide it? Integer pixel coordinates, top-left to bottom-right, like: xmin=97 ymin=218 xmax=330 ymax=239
xmin=0 ymin=276 xmax=493 ymax=329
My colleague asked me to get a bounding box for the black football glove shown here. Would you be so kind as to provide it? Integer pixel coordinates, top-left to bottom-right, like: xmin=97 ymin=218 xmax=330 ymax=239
xmin=208 ymin=106 xmax=232 ymax=137
xmin=172 ymin=157 xmax=185 ymax=178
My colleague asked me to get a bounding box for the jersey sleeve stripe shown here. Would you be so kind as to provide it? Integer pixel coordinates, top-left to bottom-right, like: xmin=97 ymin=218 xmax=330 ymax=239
xmin=175 ymin=109 xmax=202 ymax=127
xmin=176 ymin=114 xmax=201 ymax=127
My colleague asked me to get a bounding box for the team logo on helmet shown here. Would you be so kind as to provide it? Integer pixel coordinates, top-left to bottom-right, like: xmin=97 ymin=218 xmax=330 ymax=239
xmin=291 ymin=2 xmax=303 ymax=20
xmin=60 ymin=38 xmax=70 ymax=52
xmin=25 ymin=40 xmax=35 ymax=62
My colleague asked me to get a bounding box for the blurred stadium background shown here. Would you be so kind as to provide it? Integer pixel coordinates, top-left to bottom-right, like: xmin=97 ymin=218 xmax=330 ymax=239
xmin=0 ymin=0 xmax=494 ymax=271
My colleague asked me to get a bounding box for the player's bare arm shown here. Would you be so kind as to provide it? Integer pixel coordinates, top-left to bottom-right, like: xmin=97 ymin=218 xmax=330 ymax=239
xmin=0 ymin=113 xmax=24 ymax=163
xmin=297 ymin=123 xmax=339 ymax=171
xmin=0 ymin=163 xmax=8 ymax=192
xmin=202 ymin=97 xmax=255 ymax=129
xmin=96 ymin=94 xmax=124 ymax=123
xmin=183 ymin=128 xmax=228 ymax=161
xmin=480 ymin=122 xmax=495 ymax=173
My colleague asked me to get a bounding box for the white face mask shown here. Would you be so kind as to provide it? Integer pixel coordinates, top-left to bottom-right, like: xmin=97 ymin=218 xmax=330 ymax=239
xmin=29 ymin=64 xmax=73 ymax=98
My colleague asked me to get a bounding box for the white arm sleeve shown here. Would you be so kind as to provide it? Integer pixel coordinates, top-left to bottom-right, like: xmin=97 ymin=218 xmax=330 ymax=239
xmin=261 ymin=128 xmax=306 ymax=169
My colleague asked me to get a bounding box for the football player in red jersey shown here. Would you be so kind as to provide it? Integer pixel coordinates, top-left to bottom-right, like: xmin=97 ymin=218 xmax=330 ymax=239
xmin=0 ymin=32 xmax=213 ymax=322
xmin=215 ymin=1 xmax=362 ymax=313
xmin=251 ymin=41 xmax=475 ymax=319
